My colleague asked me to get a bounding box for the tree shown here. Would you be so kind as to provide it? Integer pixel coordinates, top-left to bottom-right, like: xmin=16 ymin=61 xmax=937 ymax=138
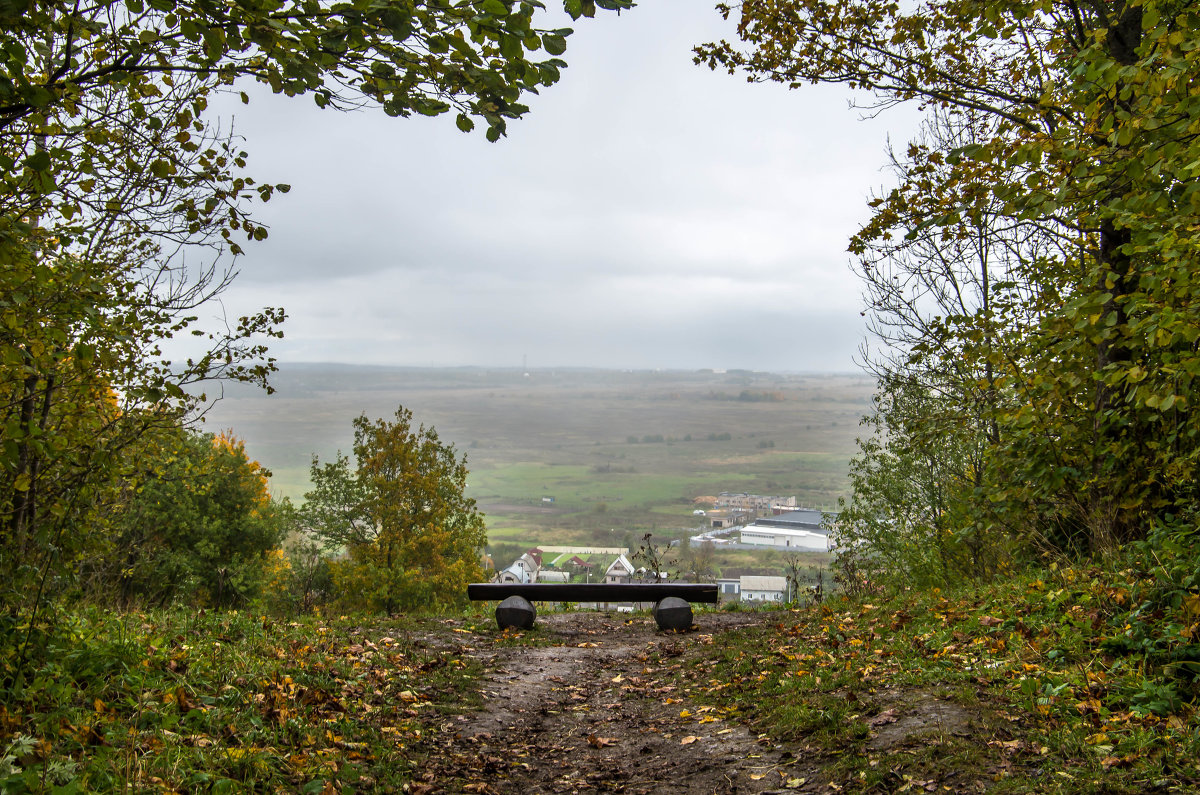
xmin=699 ymin=0 xmax=1200 ymax=554
xmin=0 ymin=215 xmax=282 ymax=624
xmin=258 ymin=528 xmax=335 ymax=617
xmin=1 ymin=0 xmax=633 ymax=150
xmin=98 ymin=429 xmax=286 ymax=608
xmin=1 ymin=0 xmax=629 ymax=634
xmin=304 ymin=407 xmax=486 ymax=613
xmin=781 ymin=552 xmax=824 ymax=604
xmin=680 ymin=538 xmax=716 ymax=582
xmin=835 ymin=377 xmax=1016 ymax=590
xmin=2 ymin=0 xmax=634 ymax=269
xmin=835 ymin=108 xmax=1043 ymax=584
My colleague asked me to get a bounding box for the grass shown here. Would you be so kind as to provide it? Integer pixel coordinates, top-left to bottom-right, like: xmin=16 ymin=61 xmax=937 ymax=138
xmin=7 ymin=546 xmax=1198 ymax=792
xmin=681 ymin=560 xmax=1200 ymax=793
xmin=200 ymin=366 xmax=872 ymax=552
xmin=0 ymin=607 xmax=500 ymax=793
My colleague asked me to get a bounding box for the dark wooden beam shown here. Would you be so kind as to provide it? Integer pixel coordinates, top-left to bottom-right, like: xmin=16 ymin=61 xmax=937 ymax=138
xmin=467 ymin=582 xmax=719 ymax=604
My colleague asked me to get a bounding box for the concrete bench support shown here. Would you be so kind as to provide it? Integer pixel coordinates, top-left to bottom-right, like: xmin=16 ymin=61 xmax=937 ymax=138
xmin=495 ymin=595 xmax=537 ymax=630
xmin=652 ymin=596 xmax=694 ymax=631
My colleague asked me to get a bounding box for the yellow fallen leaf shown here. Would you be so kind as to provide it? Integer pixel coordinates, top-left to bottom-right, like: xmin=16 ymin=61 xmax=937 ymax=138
xmin=679 ymin=709 xmax=692 ymax=719
xmin=750 ymin=773 xmax=766 ymax=781
xmin=680 ymin=736 xmax=700 ymax=745
xmin=611 ymin=674 xmax=625 ymax=683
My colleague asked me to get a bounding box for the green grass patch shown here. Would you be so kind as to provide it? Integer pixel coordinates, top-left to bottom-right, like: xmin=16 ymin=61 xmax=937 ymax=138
xmin=683 ymin=562 xmax=1200 ymax=793
xmin=0 ymin=609 xmax=486 ymax=793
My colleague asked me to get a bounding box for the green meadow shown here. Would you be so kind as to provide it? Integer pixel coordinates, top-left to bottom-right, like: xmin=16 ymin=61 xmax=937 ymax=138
xmin=200 ymin=365 xmax=872 ymax=554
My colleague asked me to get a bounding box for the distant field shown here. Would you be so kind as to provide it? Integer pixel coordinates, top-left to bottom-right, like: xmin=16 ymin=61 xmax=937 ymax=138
xmin=198 ymin=365 xmax=874 ymax=557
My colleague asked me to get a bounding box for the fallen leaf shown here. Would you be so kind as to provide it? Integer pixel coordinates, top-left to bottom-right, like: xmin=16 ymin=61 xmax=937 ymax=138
xmin=867 ymin=709 xmax=898 ymax=727
xmin=587 ymin=734 xmax=618 ymax=748
xmin=680 ymin=736 xmax=700 ymax=745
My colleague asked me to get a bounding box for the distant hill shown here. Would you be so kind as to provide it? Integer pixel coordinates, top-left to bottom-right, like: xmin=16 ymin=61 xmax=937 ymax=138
xmin=194 ymin=364 xmax=874 ymax=517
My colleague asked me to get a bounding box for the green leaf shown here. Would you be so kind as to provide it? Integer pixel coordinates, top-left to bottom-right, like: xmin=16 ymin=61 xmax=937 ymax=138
xmin=25 ymin=150 xmax=51 ymax=172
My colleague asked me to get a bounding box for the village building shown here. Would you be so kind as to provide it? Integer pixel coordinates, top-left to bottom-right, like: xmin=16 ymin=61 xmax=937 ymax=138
xmin=604 ymin=554 xmax=635 ymax=583
xmin=740 ymin=575 xmax=787 ymax=602
xmin=495 ymin=549 xmax=544 ymax=583
xmin=738 ymin=525 xmax=830 ymax=551
xmin=717 ymin=492 xmax=797 ymax=513
xmin=707 ymin=509 xmax=752 ymax=529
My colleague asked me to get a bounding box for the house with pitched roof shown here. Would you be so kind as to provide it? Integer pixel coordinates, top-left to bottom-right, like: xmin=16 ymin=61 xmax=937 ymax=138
xmin=604 ymin=554 xmax=635 ymax=583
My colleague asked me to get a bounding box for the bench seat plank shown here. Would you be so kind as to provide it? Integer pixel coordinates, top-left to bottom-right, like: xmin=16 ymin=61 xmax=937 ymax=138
xmin=467 ymin=582 xmax=718 ymax=604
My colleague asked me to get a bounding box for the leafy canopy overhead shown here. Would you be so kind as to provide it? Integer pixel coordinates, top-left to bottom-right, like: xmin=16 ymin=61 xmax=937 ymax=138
xmin=0 ymin=0 xmax=633 ymax=143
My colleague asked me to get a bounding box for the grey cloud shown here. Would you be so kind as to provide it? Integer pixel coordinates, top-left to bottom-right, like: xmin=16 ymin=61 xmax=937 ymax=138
xmin=197 ymin=0 xmax=917 ymax=372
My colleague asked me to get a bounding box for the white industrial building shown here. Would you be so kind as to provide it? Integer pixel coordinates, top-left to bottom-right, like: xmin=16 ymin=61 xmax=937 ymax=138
xmin=739 ymin=525 xmax=830 ymax=551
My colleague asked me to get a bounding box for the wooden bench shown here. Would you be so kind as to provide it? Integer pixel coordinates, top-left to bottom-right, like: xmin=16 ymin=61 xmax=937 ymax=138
xmin=467 ymin=582 xmax=719 ymax=631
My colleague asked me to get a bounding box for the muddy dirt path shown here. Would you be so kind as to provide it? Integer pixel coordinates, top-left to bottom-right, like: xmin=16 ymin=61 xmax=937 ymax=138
xmin=414 ymin=612 xmax=822 ymax=794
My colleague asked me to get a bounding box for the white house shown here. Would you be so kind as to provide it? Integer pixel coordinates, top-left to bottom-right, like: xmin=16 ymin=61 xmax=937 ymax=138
xmin=740 ymin=575 xmax=787 ymax=602
xmin=495 ymin=551 xmax=541 ymax=583
xmin=604 ymin=554 xmax=635 ymax=583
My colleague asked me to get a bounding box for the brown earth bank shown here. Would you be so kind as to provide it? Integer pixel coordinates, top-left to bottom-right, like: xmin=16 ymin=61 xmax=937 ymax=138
xmin=407 ymin=612 xmax=981 ymax=794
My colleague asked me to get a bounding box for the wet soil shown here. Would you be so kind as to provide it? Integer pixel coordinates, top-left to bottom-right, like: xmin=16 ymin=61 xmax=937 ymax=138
xmin=413 ymin=612 xmax=823 ymax=794
xmin=409 ymin=611 xmax=981 ymax=794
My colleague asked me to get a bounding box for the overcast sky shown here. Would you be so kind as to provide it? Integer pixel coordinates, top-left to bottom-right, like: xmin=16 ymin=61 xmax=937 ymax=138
xmin=201 ymin=0 xmax=918 ymax=373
